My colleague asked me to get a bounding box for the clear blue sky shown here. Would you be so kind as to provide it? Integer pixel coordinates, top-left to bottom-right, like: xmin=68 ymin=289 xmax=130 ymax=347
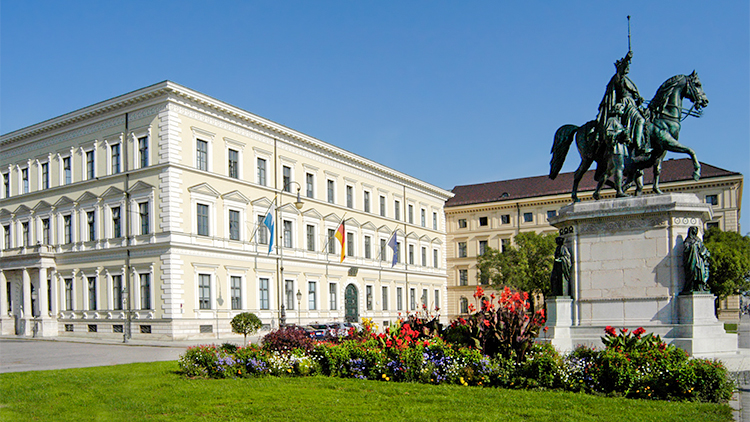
xmin=2 ymin=1 xmax=748 ymax=231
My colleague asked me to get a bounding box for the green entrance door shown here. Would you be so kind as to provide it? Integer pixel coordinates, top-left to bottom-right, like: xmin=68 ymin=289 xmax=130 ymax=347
xmin=344 ymin=284 xmax=358 ymax=323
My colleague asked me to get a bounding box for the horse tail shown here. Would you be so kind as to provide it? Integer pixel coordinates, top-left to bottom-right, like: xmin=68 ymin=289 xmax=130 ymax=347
xmin=550 ymin=124 xmax=578 ymax=179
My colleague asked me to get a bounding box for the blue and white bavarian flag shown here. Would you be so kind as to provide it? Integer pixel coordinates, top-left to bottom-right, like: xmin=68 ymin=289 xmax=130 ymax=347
xmin=263 ymin=203 xmax=275 ymax=254
xmin=388 ymin=231 xmax=398 ymax=267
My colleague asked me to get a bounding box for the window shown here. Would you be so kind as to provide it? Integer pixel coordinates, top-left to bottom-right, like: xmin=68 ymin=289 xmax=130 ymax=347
xmin=501 ymin=238 xmax=510 ymax=252
xmin=458 ymin=218 xmax=467 ymax=228
xmin=257 ymin=158 xmax=267 ymax=186
xmin=41 ymin=162 xmax=49 ymax=189
xmin=327 ymin=180 xmax=335 ymax=203
xmin=459 ymin=269 xmax=468 ymax=286
xmin=382 ymin=287 xmax=388 ymax=311
xmin=139 ymin=202 xmax=150 ymax=235
xmin=112 ymin=275 xmax=123 ymax=310
xmin=460 ymin=297 xmax=468 ymax=314
xmin=229 ymin=210 xmax=240 ymax=240
xmin=111 ymin=144 xmax=121 ymax=174
xmin=433 ymin=249 xmax=438 ymax=268
xmin=87 ymin=211 xmax=96 ymax=241
xmin=306 ymin=225 xmax=316 ymax=251
xmin=396 ymin=287 xmax=403 ymax=311
xmin=421 ymin=289 xmax=428 ymax=308
xmin=706 ymin=195 xmax=718 ymax=206
xmin=410 ymin=288 xmax=416 ymax=311
xmin=364 ymin=191 xmax=370 ymax=213
xmin=88 ymin=277 xmax=97 ymax=310
xmin=433 ymin=212 xmax=438 ymax=230
xmin=421 ymin=247 xmax=426 ymax=266
xmin=306 ymin=173 xmax=314 ymax=198
xmin=138 ymin=136 xmax=149 ymax=168
xmin=479 ymin=240 xmax=488 ymax=255
xmin=283 ymin=166 xmax=292 ymax=192
xmin=86 ymin=150 xmax=95 ymax=180
xmin=364 ymin=236 xmax=371 ymax=259
xmin=346 ymin=232 xmax=354 ymax=257
xmin=346 ymin=185 xmax=353 ymax=208
xmin=63 ymin=215 xmax=72 ymax=244
xmin=196 ymin=139 xmax=208 ymax=171
xmin=706 ymin=221 xmax=719 ymax=229
xmin=523 ymin=212 xmax=533 ymax=223
xmin=380 ymin=239 xmax=387 ymax=262
xmin=458 ymin=242 xmax=467 ymax=258
xmin=112 ymin=207 xmax=121 ymax=238
xmin=257 ymin=215 xmax=268 ymax=244
xmin=380 ymin=196 xmax=386 ymax=217
xmin=329 ymin=283 xmax=337 ymax=310
xmin=231 ymin=276 xmax=242 ymax=310
xmin=501 ymin=214 xmax=510 ymax=224
xmin=42 ymin=218 xmax=50 ymax=244
xmin=22 ymin=222 xmax=29 ymax=247
xmin=285 ymin=280 xmax=294 ymax=310
xmin=140 ymin=273 xmax=151 ymax=310
xmin=421 ymin=209 xmax=426 ymax=227
xmin=328 ymin=229 xmax=336 ymax=254
xmin=197 ymin=204 xmax=209 ymax=236
xmin=3 ymin=172 xmax=9 ymax=197
xmin=547 ymin=210 xmax=557 ymax=219
xmin=394 ymin=200 xmax=400 ymax=220
xmin=198 ymin=275 xmax=211 ymax=309
xmin=63 ymin=157 xmax=72 ymax=185
xmin=434 ymin=289 xmax=440 ymax=310
xmin=308 ymin=281 xmax=317 ymax=310
xmin=3 ymin=225 xmax=10 ymax=249
xmin=408 ymin=244 xmax=414 ymax=265
xmin=283 ymin=220 xmax=292 ymax=248
xmin=408 ymin=205 xmax=414 ymax=224
xmin=65 ymin=279 xmax=73 ymax=310
xmin=366 ymin=286 xmax=373 ymax=310
xmin=259 ymin=278 xmax=269 ymax=310
xmin=228 ymin=149 xmax=239 ymax=179
xmin=479 ymin=216 xmax=488 ymax=226
xmin=22 ymin=168 xmax=29 ymax=193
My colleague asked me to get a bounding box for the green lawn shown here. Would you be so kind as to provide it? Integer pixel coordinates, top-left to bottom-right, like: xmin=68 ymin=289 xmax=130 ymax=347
xmin=0 ymin=361 xmax=733 ymax=422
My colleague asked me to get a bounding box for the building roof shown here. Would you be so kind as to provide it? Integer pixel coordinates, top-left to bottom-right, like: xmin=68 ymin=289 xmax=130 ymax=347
xmin=446 ymin=158 xmax=741 ymax=207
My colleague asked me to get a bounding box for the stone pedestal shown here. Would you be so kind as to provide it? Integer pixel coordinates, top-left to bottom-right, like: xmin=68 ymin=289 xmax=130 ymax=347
xmin=544 ymin=193 xmax=737 ymax=356
xmin=543 ymin=297 xmax=573 ymax=350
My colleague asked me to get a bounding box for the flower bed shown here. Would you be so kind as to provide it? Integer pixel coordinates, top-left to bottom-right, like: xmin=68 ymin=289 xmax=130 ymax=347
xmin=178 ymin=288 xmax=735 ymax=403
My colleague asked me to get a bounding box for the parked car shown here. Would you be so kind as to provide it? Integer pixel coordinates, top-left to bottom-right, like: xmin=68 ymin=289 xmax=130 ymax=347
xmin=306 ymin=324 xmax=329 ymax=340
xmin=326 ymin=322 xmax=352 ymax=337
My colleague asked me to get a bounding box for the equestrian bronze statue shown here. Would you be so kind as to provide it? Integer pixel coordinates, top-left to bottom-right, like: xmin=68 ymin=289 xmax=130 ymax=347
xmin=549 ymin=50 xmax=708 ymax=202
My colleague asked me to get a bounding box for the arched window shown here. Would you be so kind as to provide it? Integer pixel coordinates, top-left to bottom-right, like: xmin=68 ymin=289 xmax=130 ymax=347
xmin=459 ymin=297 xmax=468 ymax=314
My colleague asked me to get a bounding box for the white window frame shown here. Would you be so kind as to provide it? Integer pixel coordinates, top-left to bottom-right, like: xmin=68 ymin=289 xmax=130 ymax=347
xmin=131 ymin=126 xmax=152 ymax=170
xmin=225 ymin=137 xmax=245 ymax=180
xmin=253 ymin=147 xmax=272 ymax=186
xmin=192 ymin=127 xmax=215 ymax=173
xmin=193 ymin=264 xmax=218 ymax=312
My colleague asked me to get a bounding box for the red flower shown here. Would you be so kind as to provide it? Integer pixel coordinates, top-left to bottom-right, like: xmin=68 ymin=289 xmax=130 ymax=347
xmin=633 ymin=327 xmax=646 ymax=337
xmin=386 ymin=340 xmax=392 ymax=348
xmin=605 ymin=326 xmax=617 ymax=336
xmin=483 ymin=320 xmax=490 ymax=327
xmin=473 ymin=286 xmax=485 ymax=299
xmin=543 ymin=326 xmax=548 ymax=333
xmin=620 ymin=327 xmax=628 ymax=334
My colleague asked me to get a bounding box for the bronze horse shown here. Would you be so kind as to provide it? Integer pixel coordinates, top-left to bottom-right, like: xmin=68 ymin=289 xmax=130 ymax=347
xmin=550 ymin=71 xmax=708 ymax=202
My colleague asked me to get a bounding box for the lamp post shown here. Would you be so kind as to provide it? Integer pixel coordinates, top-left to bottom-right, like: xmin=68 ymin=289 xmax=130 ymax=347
xmin=296 ymin=289 xmax=302 ymax=325
xmin=278 ymin=181 xmax=303 ymax=328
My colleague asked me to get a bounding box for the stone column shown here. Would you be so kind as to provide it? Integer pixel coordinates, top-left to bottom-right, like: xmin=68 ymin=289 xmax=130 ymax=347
xmin=22 ymin=268 xmax=31 ymax=335
xmin=0 ymin=270 xmax=8 ymax=335
xmin=49 ymin=270 xmax=58 ymax=316
xmin=38 ymin=267 xmax=48 ymax=317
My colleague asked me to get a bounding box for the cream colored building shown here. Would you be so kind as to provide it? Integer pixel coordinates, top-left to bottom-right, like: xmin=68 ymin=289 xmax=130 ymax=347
xmin=445 ymin=160 xmax=743 ymax=321
xmin=0 ymin=81 xmax=453 ymax=340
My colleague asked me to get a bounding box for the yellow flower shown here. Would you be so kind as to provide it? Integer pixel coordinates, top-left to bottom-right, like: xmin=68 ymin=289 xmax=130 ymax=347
xmin=382 ymin=374 xmax=387 ymax=379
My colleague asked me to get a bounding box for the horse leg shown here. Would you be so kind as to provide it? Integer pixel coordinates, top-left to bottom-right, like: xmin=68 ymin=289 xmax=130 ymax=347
xmin=572 ymin=157 xmax=593 ymax=202
xmin=652 ymin=152 xmax=666 ymax=194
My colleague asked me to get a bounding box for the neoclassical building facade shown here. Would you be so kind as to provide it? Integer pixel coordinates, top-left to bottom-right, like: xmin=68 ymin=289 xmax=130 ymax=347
xmin=445 ymin=160 xmax=743 ymax=321
xmin=0 ymin=81 xmax=453 ymax=340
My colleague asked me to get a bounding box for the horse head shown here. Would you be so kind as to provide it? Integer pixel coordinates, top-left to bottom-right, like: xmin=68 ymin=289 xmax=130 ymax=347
xmin=685 ymin=71 xmax=708 ymax=110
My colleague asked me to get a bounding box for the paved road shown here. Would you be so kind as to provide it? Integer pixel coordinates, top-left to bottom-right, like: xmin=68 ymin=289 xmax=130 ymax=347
xmin=0 ymin=339 xmax=187 ymax=373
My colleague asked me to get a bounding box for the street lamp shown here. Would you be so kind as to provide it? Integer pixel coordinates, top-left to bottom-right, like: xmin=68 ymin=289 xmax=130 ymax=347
xmin=296 ymin=289 xmax=302 ymax=325
xmin=279 ymin=181 xmax=303 ymax=328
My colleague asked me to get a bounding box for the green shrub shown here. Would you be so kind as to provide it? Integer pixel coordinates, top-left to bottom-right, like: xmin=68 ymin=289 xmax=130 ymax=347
xmin=231 ymin=312 xmax=263 ymax=344
xmin=516 ymin=343 xmax=562 ymax=389
xmin=178 ymin=345 xmax=219 ymax=377
xmin=262 ymin=326 xmax=315 ymax=353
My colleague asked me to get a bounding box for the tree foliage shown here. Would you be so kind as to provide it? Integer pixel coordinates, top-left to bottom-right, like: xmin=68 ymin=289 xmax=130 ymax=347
xmin=476 ymin=232 xmax=557 ymax=296
xmin=231 ymin=312 xmax=263 ymax=344
xmin=704 ymin=228 xmax=750 ymax=298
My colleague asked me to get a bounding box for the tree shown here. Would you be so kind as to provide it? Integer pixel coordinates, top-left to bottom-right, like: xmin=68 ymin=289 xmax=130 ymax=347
xmin=476 ymin=232 xmax=557 ymax=297
xmin=231 ymin=312 xmax=263 ymax=344
xmin=704 ymin=228 xmax=750 ymax=299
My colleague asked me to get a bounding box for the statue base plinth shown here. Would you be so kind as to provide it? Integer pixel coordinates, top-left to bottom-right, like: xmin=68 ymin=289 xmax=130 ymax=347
xmin=542 ymin=193 xmax=737 ymax=356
